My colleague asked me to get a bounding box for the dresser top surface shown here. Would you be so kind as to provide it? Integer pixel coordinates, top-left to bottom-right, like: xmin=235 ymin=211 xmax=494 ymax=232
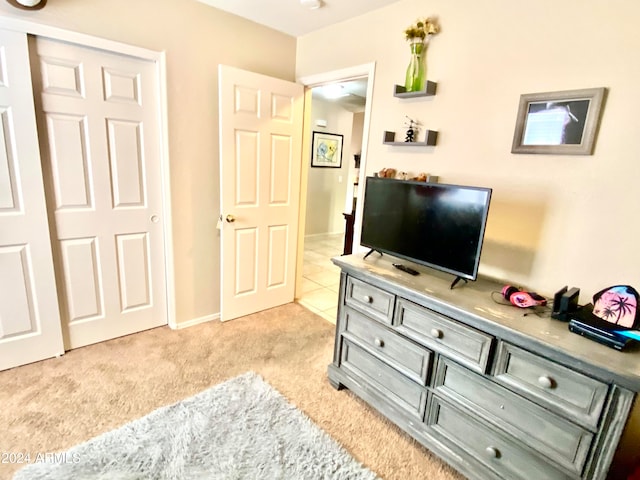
xmin=333 ymin=253 xmax=640 ymax=391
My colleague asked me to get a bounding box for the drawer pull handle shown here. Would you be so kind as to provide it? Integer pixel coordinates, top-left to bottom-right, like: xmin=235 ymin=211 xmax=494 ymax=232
xmin=430 ymin=328 xmax=443 ymax=339
xmin=485 ymin=446 xmax=500 ymax=458
xmin=363 ymin=295 xmax=373 ymax=304
xmin=374 ymin=337 xmax=384 ymax=348
xmin=538 ymin=375 xmax=554 ymax=389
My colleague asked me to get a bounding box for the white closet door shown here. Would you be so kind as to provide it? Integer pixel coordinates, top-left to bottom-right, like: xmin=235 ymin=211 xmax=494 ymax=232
xmin=32 ymin=38 xmax=167 ymax=349
xmin=0 ymin=30 xmax=64 ymax=371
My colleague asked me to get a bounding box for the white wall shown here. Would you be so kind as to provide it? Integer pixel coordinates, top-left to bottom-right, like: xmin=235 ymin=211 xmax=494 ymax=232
xmin=297 ymin=0 xmax=640 ymax=304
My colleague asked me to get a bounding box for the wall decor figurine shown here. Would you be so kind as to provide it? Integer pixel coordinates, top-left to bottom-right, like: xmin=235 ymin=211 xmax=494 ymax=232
xmin=404 ymin=116 xmax=420 ymax=142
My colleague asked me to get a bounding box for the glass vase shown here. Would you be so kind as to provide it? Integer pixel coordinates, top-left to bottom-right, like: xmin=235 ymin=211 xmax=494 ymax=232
xmin=404 ymin=41 xmax=426 ymax=93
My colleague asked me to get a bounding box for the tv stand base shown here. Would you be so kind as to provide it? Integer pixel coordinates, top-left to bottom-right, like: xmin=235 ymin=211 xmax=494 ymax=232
xmin=450 ymin=276 xmax=468 ymax=289
xmin=363 ymin=248 xmax=383 ymax=260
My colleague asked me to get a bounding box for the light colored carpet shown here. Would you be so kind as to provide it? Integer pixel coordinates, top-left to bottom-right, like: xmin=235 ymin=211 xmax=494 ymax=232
xmin=13 ymin=372 xmax=377 ymax=480
xmin=0 ymin=303 xmax=463 ymax=480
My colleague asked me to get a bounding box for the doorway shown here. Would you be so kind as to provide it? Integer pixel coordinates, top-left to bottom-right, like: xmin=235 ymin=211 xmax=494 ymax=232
xmin=296 ymin=64 xmax=375 ymax=323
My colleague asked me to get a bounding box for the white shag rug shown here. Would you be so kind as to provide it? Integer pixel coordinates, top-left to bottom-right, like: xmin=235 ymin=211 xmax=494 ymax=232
xmin=14 ymin=372 xmax=378 ymax=480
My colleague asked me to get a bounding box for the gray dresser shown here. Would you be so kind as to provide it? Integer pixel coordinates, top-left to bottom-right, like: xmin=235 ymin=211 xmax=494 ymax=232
xmin=328 ymin=254 xmax=640 ymax=480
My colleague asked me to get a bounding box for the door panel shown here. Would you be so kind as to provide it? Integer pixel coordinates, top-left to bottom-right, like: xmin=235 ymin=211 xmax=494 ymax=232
xmin=219 ymin=65 xmax=303 ymax=321
xmin=102 ymin=68 xmax=141 ymax=104
xmin=270 ymin=135 xmax=293 ymax=204
xmin=39 ymin=56 xmax=84 ymax=98
xmin=0 ymin=30 xmax=64 ymax=371
xmin=0 ymin=246 xmax=37 ymax=335
xmin=59 ymin=237 xmax=103 ymax=322
xmin=267 ymin=225 xmax=288 ymax=287
xmin=0 ymin=111 xmax=19 ymax=210
xmin=46 ymin=113 xmax=92 ymax=209
xmin=32 ymin=37 xmax=166 ymax=349
xmin=235 ymin=130 xmax=259 ymax=205
xmin=235 ymin=228 xmax=258 ymax=296
xmin=107 ymin=119 xmax=145 ymax=207
xmin=115 ymin=232 xmax=151 ymax=311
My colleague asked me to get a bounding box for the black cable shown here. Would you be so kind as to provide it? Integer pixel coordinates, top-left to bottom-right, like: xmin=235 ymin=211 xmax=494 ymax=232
xmin=490 ymin=291 xmax=512 ymax=306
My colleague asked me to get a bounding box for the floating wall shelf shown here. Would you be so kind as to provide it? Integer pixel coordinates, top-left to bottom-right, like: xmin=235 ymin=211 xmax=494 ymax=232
xmin=393 ymin=81 xmax=437 ymax=98
xmin=383 ymin=130 xmax=438 ymax=146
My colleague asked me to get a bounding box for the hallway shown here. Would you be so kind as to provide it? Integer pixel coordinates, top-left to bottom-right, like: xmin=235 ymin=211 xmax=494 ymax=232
xmin=296 ymin=233 xmax=343 ymax=324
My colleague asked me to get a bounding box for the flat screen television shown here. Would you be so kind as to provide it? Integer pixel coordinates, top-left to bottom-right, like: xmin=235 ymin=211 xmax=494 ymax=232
xmin=360 ymin=177 xmax=492 ymax=287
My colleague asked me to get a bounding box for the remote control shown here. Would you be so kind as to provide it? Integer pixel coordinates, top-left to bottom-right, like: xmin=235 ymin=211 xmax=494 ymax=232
xmin=392 ymin=263 xmax=420 ymax=276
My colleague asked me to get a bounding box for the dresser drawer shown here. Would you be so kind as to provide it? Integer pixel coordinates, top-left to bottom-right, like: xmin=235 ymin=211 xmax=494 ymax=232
xmin=340 ymin=339 xmax=428 ymax=419
xmin=341 ymin=307 xmax=432 ymax=385
xmin=427 ymin=397 xmax=573 ymax=480
xmin=345 ymin=276 xmax=395 ymax=325
xmin=493 ymin=342 xmax=609 ymax=430
xmin=395 ymin=298 xmax=493 ymax=373
xmin=434 ymin=358 xmax=592 ymax=474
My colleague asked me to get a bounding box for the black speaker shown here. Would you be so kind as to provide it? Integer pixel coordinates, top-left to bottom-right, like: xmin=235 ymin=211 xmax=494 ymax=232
xmin=552 ymin=286 xmax=580 ymax=321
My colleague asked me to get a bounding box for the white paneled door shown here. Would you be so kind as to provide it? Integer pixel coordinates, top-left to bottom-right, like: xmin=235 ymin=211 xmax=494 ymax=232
xmin=0 ymin=30 xmax=64 ymax=371
xmin=32 ymin=38 xmax=167 ymax=349
xmin=218 ymin=65 xmax=304 ymax=321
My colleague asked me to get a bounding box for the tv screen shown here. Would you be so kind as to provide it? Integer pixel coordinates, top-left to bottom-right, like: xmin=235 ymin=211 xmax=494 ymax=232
xmin=361 ymin=177 xmax=492 ymax=281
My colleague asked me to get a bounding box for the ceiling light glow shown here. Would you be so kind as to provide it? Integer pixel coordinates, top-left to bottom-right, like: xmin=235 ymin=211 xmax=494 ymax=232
xmin=322 ymin=84 xmax=349 ymax=100
xmin=300 ymin=0 xmax=323 ymax=10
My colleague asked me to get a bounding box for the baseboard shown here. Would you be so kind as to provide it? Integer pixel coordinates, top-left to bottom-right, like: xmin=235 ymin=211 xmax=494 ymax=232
xmin=304 ymin=231 xmax=345 ymax=240
xmin=170 ymin=312 xmax=220 ymax=330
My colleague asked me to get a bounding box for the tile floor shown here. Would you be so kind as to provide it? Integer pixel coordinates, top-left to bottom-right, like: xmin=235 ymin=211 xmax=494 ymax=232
xmin=296 ymin=233 xmax=344 ymax=324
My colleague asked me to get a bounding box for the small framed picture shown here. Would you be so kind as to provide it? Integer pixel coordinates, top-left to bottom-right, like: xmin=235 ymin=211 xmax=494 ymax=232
xmin=311 ymin=131 xmax=343 ymax=168
xmin=511 ymin=87 xmax=606 ymax=155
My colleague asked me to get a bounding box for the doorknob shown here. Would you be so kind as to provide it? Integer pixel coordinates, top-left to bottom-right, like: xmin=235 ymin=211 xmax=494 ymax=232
xmin=225 ymin=214 xmax=236 ymax=223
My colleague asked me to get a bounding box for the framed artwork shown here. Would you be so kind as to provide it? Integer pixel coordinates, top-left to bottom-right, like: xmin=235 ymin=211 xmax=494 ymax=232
xmin=511 ymin=87 xmax=606 ymax=155
xmin=311 ymin=131 xmax=343 ymax=168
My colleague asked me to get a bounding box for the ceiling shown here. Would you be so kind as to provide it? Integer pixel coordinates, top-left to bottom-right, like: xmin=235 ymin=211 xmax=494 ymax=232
xmin=312 ymin=78 xmax=368 ymax=113
xmin=196 ymin=0 xmax=403 ymax=37
xmin=196 ymin=1 xmax=377 ymax=110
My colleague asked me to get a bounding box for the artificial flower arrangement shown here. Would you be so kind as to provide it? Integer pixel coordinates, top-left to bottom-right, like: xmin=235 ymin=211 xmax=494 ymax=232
xmin=402 ymin=17 xmax=440 ymax=92
xmin=404 ymin=17 xmax=440 ymax=42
